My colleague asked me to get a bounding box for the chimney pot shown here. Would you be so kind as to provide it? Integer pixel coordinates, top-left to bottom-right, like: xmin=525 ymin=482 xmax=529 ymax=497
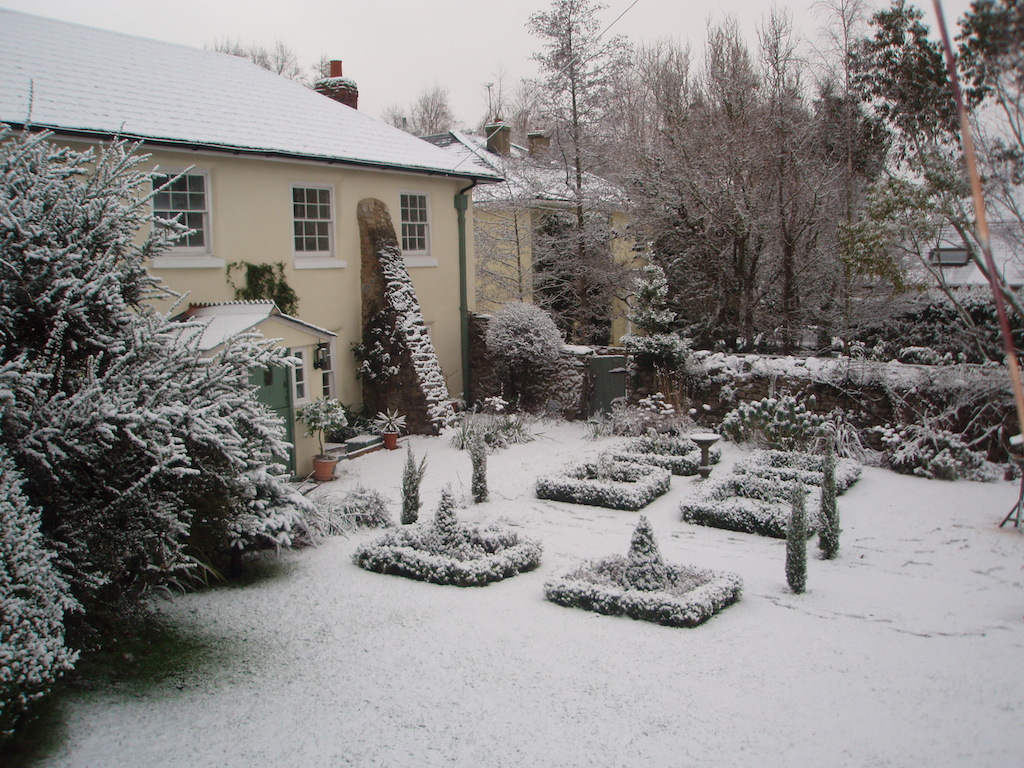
xmin=527 ymin=131 xmax=550 ymax=157
xmin=315 ymin=60 xmax=359 ymax=110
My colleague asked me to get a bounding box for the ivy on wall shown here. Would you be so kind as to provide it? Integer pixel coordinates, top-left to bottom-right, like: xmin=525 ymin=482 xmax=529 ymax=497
xmin=227 ymin=261 xmax=299 ymax=316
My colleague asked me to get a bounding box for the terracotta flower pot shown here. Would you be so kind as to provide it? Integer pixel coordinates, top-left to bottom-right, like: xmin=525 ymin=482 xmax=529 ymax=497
xmin=383 ymin=432 xmax=399 ymax=450
xmin=312 ymin=455 xmax=339 ymax=482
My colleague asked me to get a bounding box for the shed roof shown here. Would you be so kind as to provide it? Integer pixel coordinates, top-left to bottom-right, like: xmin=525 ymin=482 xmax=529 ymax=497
xmin=179 ymin=301 xmax=335 ymax=353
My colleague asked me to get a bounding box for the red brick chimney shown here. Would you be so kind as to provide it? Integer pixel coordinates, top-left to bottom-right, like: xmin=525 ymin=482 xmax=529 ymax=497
xmin=314 ymin=60 xmax=358 ymax=110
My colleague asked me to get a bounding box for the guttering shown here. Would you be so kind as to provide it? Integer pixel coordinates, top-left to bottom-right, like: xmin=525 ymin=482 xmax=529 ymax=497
xmin=456 ymin=180 xmax=477 ymax=404
xmin=7 ymin=122 xmax=503 ymax=183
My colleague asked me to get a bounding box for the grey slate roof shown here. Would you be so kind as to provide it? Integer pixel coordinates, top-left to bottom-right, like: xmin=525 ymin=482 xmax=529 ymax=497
xmin=0 ymin=9 xmax=502 ymax=182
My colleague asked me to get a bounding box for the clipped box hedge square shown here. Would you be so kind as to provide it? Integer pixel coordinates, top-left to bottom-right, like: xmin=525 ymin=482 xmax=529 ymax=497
xmin=680 ymin=475 xmax=820 ymax=538
xmin=606 ymin=434 xmax=723 ymax=476
xmin=733 ymin=449 xmax=861 ymax=492
xmin=535 ymin=460 xmax=671 ymax=511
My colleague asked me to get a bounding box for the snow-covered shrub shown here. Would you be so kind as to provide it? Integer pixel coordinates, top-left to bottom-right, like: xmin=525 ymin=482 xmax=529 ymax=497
xmin=295 ymin=487 xmax=393 ymax=544
xmin=0 ymin=127 xmax=306 ymax=626
xmin=876 ymin=423 xmax=999 ymax=481
xmin=680 ymin=475 xmax=820 ymax=539
xmin=733 ymin=449 xmax=861 ymax=492
xmin=485 ymin=302 xmax=564 ymax=407
xmin=401 ymin=446 xmax=427 ymax=525
xmin=536 ymin=459 xmax=671 ymax=511
xmin=470 ymin=436 xmax=488 ymax=504
xmin=818 ymin=449 xmax=840 ymax=560
xmin=544 ymin=516 xmax=742 ymax=627
xmin=352 ymin=490 xmax=542 ymax=586
xmin=623 ymin=332 xmax=692 ymax=371
xmin=0 ymin=448 xmax=78 ymax=743
xmin=786 ymin=484 xmax=808 ymax=594
xmin=607 ymin=432 xmax=723 ymax=476
xmin=720 ymin=394 xmax=825 ymax=450
xmin=586 ymin=394 xmax=694 ymax=438
xmin=449 ymin=408 xmax=535 ymax=452
xmin=296 ymin=398 xmax=349 ymax=457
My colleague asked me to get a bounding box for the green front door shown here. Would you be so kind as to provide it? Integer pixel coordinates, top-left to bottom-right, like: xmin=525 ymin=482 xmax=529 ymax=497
xmin=251 ymin=365 xmax=296 ymax=474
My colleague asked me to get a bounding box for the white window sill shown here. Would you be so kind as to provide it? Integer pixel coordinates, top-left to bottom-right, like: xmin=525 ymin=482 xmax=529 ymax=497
xmin=294 ymin=258 xmax=347 ymax=270
xmin=404 ymin=255 xmax=438 ymax=268
xmin=151 ymin=255 xmax=225 ymax=269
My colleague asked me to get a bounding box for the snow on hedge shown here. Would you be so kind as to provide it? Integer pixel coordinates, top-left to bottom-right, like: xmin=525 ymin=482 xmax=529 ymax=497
xmin=352 ymin=490 xmax=541 ymax=586
xmin=733 ymin=449 xmax=861 ymax=492
xmin=606 ymin=433 xmax=723 ymax=476
xmin=535 ymin=458 xmax=671 ymax=511
xmin=544 ymin=516 xmax=741 ymax=627
xmin=680 ymin=475 xmax=821 ymax=539
xmin=0 ymin=448 xmax=78 ymax=742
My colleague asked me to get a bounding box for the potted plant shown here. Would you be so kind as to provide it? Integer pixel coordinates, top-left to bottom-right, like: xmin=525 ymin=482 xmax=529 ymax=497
xmin=372 ymin=408 xmax=407 ymax=450
xmin=297 ymin=398 xmax=349 ymax=481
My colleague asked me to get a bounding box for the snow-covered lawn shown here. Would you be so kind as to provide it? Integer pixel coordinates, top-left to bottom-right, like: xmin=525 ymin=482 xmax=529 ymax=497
xmin=31 ymin=422 xmax=1024 ymax=767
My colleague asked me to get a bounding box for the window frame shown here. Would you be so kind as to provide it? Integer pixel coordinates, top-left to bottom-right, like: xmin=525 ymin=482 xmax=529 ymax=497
xmin=400 ymin=191 xmax=431 ymax=256
xmin=151 ymin=169 xmax=212 ymax=255
xmin=291 ymin=184 xmax=336 ymax=259
xmin=291 ymin=347 xmax=310 ymax=405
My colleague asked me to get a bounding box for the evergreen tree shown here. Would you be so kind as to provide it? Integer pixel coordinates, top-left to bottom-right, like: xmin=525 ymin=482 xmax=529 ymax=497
xmin=0 ymin=126 xmax=308 ymax=630
xmin=434 ymin=485 xmax=459 ymax=541
xmin=786 ymin=483 xmax=808 ymax=593
xmin=818 ymin=445 xmax=841 ymax=559
xmin=624 ymin=515 xmax=670 ymax=591
xmin=469 ymin=435 xmax=488 ymax=504
xmin=0 ymin=447 xmax=78 ymax=744
xmin=401 ymin=445 xmax=427 ymax=525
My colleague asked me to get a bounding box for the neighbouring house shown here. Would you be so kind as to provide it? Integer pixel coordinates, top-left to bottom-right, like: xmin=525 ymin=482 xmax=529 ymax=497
xmin=925 ymin=223 xmax=1024 ymax=290
xmin=422 ymin=124 xmax=638 ymax=344
xmin=0 ymin=9 xmax=501 ymax=476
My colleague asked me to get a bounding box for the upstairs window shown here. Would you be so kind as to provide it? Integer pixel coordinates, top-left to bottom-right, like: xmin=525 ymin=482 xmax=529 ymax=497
xmin=400 ymin=193 xmax=430 ymax=253
xmin=153 ymin=172 xmax=209 ymax=250
xmin=293 ymin=186 xmax=334 ymax=255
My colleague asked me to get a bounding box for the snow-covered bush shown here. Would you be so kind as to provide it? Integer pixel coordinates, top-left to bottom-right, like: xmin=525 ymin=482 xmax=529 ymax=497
xmin=485 ymin=302 xmax=564 ymax=407
xmin=449 ymin=408 xmax=535 ymax=452
xmin=0 ymin=127 xmax=307 ymax=628
xmin=470 ymin=435 xmax=488 ymax=504
xmin=786 ymin=484 xmax=808 ymax=594
xmin=733 ymin=449 xmax=861 ymax=492
xmin=818 ymin=449 xmax=840 ymax=560
xmin=720 ymin=394 xmax=825 ymax=450
xmin=680 ymin=475 xmax=820 ymax=539
xmin=0 ymin=449 xmax=78 ymax=743
xmin=607 ymin=432 xmax=723 ymax=476
xmin=586 ymin=393 xmax=694 ymax=438
xmin=623 ymin=332 xmax=692 ymax=371
xmin=297 ymin=487 xmax=393 ymax=544
xmin=352 ymin=489 xmax=542 ymax=586
xmin=876 ymin=423 xmax=999 ymax=481
xmin=544 ymin=516 xmax=742 ymax=627
xmin=401 ymin=446 xmax=427 ymax=525
xmin=297 ymin=398 xmax=349 ymax=457
xmin=536 ymin=459 xmax=671 ymax=511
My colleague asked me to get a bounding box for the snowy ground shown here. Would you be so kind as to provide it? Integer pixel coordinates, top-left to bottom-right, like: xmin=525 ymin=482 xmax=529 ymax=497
xmin=30 ymin=422 xmax=1024 ymax=767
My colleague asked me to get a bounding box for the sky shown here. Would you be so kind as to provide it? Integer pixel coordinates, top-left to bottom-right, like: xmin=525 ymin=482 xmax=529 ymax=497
xmin=2 ymin=0 xmax=976 ymax=129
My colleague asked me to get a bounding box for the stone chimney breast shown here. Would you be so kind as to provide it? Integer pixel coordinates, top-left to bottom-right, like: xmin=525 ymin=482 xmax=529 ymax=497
xmin=485 ymin=121 xmax=511 ymax=156
xmin=315 ymin=60 xmax=359 ymax=110
xmin=527 ymin=131 xmax=550 ymax=157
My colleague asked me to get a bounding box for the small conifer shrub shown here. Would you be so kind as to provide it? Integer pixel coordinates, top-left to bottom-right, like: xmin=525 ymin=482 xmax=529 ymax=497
xmin=470 ymin=436 xmax=488 ymax=504
xmin=786 ymin=483 xmax=808 ymax=594
xmin=401 ymin=446 xmax=427 ymax=525
xmin=818 ymin=447 xmax=840 ymax=560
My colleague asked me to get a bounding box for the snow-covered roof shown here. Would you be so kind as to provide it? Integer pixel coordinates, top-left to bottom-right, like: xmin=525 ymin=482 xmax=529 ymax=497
xmin=422 ymin=131 xmax=626 ymax=208
xmin=0 ymin=9 xmax=502 ymax=182
xmin=179 ymin=301 xmax=335 ymax=352
xmin=918 ymin=224 xmax=1024 ymax=288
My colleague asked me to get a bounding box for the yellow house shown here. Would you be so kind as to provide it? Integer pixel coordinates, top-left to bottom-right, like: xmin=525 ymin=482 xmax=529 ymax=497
xmin=423 ymin=125 xmax=637 ymax=344
xmin=0 ymin=9 xmax=501 ymax=476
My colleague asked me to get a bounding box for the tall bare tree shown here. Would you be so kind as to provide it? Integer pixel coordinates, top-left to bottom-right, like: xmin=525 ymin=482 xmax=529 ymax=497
xmin=209 ymin=38 xmax=305 ymax=81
